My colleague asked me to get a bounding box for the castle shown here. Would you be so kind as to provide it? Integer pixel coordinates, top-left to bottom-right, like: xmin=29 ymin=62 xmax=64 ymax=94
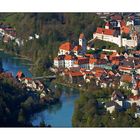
xmin=93 ymin=21 xmax=138 ymax=48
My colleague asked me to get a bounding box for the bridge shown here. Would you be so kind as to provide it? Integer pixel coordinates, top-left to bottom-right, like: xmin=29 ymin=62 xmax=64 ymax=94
xmin=32 ymin=75 xmax=56 ymax=80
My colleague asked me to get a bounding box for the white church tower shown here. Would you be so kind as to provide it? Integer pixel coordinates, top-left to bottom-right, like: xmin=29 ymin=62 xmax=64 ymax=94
xmin=79 ymin=33 xmax=87 ymax=54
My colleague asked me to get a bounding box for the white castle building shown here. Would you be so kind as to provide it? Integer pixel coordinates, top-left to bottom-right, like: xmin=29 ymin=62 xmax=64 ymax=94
xmin=93 ymin=21 xmax=138 ymax=48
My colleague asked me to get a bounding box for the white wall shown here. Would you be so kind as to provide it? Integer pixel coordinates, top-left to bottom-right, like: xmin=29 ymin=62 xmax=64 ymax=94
xmin=65 ymin=60 xmax=75 ymax=68
xmin=93 ymin=33 xmax=138 ymax=48
xmin=58 ymin=49 xmax=70 ymax=55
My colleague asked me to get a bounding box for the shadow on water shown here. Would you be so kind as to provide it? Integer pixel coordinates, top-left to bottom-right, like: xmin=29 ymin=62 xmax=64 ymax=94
xmin=0 ymin=51 xmax=80 ymax=127
xmin=30 ymin=84 xmax=80 ymax=127
xmin=0 ymin=51 xmax=32 ymax=77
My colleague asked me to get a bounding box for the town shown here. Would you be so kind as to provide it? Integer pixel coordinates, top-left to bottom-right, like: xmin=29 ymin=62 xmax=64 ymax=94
xmin=53 ymin=13 xmax=140 ymax=116
xmin=1 ymin=13 xmax=140 ymax=127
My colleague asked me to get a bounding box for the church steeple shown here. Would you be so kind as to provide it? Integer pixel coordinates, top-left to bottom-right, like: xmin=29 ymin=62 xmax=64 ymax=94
xmin=79 ymin=33 xmax=87 ymax=55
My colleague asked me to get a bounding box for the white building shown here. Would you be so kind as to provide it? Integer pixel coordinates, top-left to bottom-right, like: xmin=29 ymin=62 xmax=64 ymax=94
xmin=54 ymin=55 xmax=65 ymax=68
xmin=58 ymin=42 xmax=73 ymax=55
xmin=64 ymin=55 xmax=77 ymax=68
xmin=93 ymin=27 xmax=138 ymax=48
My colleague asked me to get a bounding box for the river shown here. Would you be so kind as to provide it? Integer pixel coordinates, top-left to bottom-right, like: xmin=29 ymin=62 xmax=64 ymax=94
xmin=0 ymin=51 xmax=79 ymax=127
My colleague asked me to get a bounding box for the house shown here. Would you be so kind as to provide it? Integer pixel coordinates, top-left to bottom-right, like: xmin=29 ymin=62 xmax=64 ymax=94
xmin=58 ymin=42 xmax=73 ymax=55
xmin=74 ymin=57 xmax=89 ymax=69
xmin=16 ymin=71 xmax=25 ymax=81
xmin=109 ymin=52 xmax=120 ymax=61
xmin=120 ymin=74 xmax=132 ymax=88
xmin=64 ymin=71 xmax=84 ymax=84
xmin=93 ymin=23 xmax=138 ymax=48
xmin=23 ymin=77 xmax=36 ymax=89
xmin=34 ymin=80 xmax=44 ymax=91
xmin=118 ymin=65 xmax=132 ymax=73
xmin=121 ymin=26 xmax=130 ymax=34
xmin=81 ymin=70 xmax=94 ymax=81
xmin=93 ymin=27 xmax=116 ymax=42
xmin=105 ymin=101 xmax=122 ymax=113
xmin=111 ymin=90 xmax=125 ymax=101
xmin=129 ymin=95 xmax=140 ymax=106
xmin=3 ymin=34 xmax=11 ymax=43
xmin=54 ymin=55 xmax=65 ymax=68
xmin=64 ymin=54 xmax=77 ymax=68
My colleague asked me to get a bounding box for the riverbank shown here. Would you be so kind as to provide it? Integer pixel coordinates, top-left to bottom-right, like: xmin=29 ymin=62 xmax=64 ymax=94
xmin=52 ymin=78 xmax=86 ymax=93
xmin=30 ymin=83 xmax=80 ymax=127
xmin=0 ymin=51 xmax=63 ymax=127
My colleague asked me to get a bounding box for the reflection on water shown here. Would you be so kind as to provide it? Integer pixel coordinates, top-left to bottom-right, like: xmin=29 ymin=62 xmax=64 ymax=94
xmin=0 ymin=51 xmax=79 ymax=127
xmin=31 ymin=85 xmax=79 ymax=127
xmin=0 ymin=51 xmax=32 ymax=77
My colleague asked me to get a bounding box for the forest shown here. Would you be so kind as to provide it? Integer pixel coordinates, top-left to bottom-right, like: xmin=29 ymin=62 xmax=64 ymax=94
xmin=0 ymin=13 xmax=105 ymax=76
xmin=0 ymin=74 xmax=61 ymax=127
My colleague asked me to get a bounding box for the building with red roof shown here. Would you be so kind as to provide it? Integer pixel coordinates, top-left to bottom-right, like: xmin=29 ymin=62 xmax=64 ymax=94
xmin=64 ymin=55 xmax=77 ymax=68
xmin=64 ymin=71 xmax=84 ymax=84
xmin=74 ymin=57 xmax=89 ymax=69
xmin=95 ymin=27 xmax=115 ymax=36
xmin=16 ymin=71 xmax=25 ymax=80
xmin=93 ymin=23 xmax=138 ymax=48
xmin=58 ymin=42 xmax=73 ymax=55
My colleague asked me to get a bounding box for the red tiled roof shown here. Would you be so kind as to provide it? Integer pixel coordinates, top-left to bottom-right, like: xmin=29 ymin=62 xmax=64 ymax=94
xmin=59 ymin=42 xmax=73 ymax=51
xmin=121 ymin=26 xmax=130 ymax=34
xmin=85 ymin=54 xmax=93 ymax=58
xmin=89 ymin=58 xmax=97 ymax=64
xmin=96 ymin=27 xmax=115 ymax=36
xmin=65 ymin=55 xmax=76 ymax=60
xmin=25 ymin=77 xmax=32 ymax=81
xmin=108 ymin=71 xmax=115 ymax=76
xmin=69 ymin=71 xmax=84 ymax=77
xmin=112 ymin=60 xmax=120 ymax=65
xmin=119 ymin=66 xmax=132 ymax=70
xmin=121 ymin=74 xmax=132 ymax=83
xmin=95 ymin=72 xmax=102 ymax=78
xmin=137 ymin=81 xmax=140 ymax=88
xmin=16 ymin=71 xmax=23 ymax=78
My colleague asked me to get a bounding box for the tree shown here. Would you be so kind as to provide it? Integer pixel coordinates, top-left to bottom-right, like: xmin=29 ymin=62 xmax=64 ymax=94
xmin=40 ymin=120 xmax=46 ymax=127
